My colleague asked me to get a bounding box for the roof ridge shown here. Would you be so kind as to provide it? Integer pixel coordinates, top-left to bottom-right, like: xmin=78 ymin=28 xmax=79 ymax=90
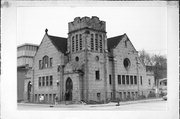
xmin=48 ymin=34 xmax=67 ymax=39
xmin=107 ymin=34 xmax=126 ymax=51
xmin=47 ymin=34 xmax=67 ymax=54
xmin=108 ymin=34 xmax=125 ymax=39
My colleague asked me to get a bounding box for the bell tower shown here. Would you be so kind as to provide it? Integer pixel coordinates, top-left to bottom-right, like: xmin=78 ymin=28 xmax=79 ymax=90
xmin=67 ymin=16 xmax=108 ymax=102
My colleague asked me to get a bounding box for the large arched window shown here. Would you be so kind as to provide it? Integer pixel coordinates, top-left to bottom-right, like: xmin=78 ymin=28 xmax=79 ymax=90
xmin=91 ymin=34 xmax=94 ymax=50
xmin=72 ymin=36 xmax=75 ymax=52
xmin=42 ymin=55 xmax=49 ymax=68
xmin=99 ymin=34 xmax=103 ymax=52
xmin=79 ymin=34 xmax=82 ymax=50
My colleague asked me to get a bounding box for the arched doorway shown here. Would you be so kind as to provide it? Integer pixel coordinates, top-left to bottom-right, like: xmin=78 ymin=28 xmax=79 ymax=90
xmin=27 ymin=81 xmax=32 ymax=101
xmin=65 ymin=78 xmax=73 ymax=101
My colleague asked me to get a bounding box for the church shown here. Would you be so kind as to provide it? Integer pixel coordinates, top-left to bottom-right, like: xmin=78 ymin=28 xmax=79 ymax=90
xmin=24 ymin=16 xmax=154 ymax=104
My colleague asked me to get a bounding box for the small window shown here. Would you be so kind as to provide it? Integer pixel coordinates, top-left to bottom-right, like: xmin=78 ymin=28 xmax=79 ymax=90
xmin=148 ymin=79 xmax=151 ymax=85
xmin=39 ymin=60 xmax=42 ymax=69
xmin=140 ymin=76 xmax=143 ymax=85
xmin=118 ymin=75 xmax=121 ymax=84
xmin=109 ymin=75 xmax=112 ymax=84
xmin=122 ymin=75 xmax=125 ymax=84
xmin=135 ymin=92 xmax=138 ymax=97
xmin=38 ymin=94 xmax=41 ymax=101
xmin=96 ymin=70 xmax=100 ymax=80
xmin=97 ymin=93 xmax=100 ymax=97
xmin=134 ymin=76 xmax=137 ymax=84
xmin=46 ymin=76 xmax=49 ymax=86
xmin=39 ymin=77 xmax=41 ymax=87
xmin=123 ymin=92 xmax=126 ymax=98
xmin=95 ymin=56 xmax=99 ymax=61
xmin=97 ymin=93 xmax=101 ymax=100
xmin=50 ymin=76 xmax=53 ymax=86
xmin=49 ymin=94 xmax=52 ymax=102
xmin=125 ymin=40 xmax=127 ymax=48
xmin=50 ymin=58 xmax=53 ymax=67
xmin=35 ymin=94 xmax=37 ymax=102
xmin=75 ymin=56 xmax=79 ymax=61
xmin=126 ymin=75 xmax=129 ymax=85
xmin=42 ymin=77 xmax=45 ymax=86
xmin=128 ymin=92 xmax=130 ymax=97
xmin=130 ymin=76 xmax=133 ymax=84
xmin=119 ymin=92 xmax=122 ymax=99
xmin=53 ymin=94 xmax=56 ymax=102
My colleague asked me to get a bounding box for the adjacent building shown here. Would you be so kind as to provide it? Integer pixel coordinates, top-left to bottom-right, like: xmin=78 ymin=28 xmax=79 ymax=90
xmin=24 ymin=16 xmax=154 ymax=103
xmin=17 ymin=43 xmax=38 ymax=102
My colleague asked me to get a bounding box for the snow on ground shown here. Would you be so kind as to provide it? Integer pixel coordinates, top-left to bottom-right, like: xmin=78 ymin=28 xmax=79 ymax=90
xmin=18 ymin=100 xmax=167 ymax=111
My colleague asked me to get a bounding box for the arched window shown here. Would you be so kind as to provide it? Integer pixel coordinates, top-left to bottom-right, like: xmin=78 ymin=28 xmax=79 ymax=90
xmin=95 ymin=34 xmax=98 ymax=51
xmin=72 ymin=36 xmax=75 ymax=52
xmin=91 ymin=34 xmax=94 ymax=50
xmin=99 ymin=35 xmax=102 ymax=52
xmin=79 ymin=34 xmax=82 ymax=50
xmin=75 ymin=34 xmax=78 ymax=51
xmin=42 ymin=56 xmax=49 ymax=68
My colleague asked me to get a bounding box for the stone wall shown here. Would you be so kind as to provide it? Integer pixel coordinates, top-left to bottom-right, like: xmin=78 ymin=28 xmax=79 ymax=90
xmin=32 ymin=34 xmax=65 ymax=103
xmin=108 ymin=34 xmax=151 ymax=100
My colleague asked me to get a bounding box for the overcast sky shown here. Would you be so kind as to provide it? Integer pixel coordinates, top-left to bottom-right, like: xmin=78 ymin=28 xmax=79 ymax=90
xmin=17 ymin=6 xmax=167 ymax=56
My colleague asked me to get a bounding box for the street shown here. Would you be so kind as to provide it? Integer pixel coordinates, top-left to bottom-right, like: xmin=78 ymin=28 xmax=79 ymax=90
xmin=18 ymin=99 xmax=167 ymax=111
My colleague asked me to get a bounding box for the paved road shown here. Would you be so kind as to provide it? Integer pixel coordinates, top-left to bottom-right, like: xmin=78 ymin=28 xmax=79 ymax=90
xmin=18 ymin=100 xmax=167 ymax=111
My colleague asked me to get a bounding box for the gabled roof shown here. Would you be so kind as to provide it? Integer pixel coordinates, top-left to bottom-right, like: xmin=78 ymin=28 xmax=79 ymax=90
xmin=107 ymin=34 xmax=125 ymax=51
xmin=47 ymin=35 xmax=67 ymax=54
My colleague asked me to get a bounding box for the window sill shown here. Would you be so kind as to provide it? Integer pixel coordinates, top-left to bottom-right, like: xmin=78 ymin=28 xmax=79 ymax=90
xmin=38 ymin=85 xmax=53 ymax=88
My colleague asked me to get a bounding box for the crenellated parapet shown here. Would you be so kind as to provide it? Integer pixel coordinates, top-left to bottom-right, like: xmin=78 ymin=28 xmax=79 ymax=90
xmin=68 ymin=16 xmax=106 ymax=33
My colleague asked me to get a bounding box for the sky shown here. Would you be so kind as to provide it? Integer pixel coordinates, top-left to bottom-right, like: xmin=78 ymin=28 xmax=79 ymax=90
xmin=17 ymin=6 xmax=167 ymax=56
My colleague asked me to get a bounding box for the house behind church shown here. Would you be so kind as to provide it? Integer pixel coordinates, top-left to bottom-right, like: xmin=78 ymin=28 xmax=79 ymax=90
xmin=24 ymin=16 xmax=154 ymax=103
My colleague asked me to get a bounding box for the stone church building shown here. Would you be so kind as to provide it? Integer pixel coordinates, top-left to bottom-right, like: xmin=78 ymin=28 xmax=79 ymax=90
xmin=24 ymin=16 xmax=154 ymax=104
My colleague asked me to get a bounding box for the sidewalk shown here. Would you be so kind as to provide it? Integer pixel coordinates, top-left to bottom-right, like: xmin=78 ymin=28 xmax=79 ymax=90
xmin=88 ymin=98 xmax=163 ymax=107
xmin=18 ymin=98 xmax=163 ymax=108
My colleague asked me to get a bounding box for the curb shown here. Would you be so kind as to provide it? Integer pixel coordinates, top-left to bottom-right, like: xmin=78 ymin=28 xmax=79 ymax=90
xmin=18 ymin=98 xmax=163 ymax=108
xmin=87 ymin=98 xmax=163 ymax=107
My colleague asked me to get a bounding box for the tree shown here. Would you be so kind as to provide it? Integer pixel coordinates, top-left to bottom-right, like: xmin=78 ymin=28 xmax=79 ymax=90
xmin=139 ymin=49 xmax=152 ymax=66
xmin=151 ymin=54 xmax=167 ymax=86
xmin=139 ymin=50 xmax=167 ymax=86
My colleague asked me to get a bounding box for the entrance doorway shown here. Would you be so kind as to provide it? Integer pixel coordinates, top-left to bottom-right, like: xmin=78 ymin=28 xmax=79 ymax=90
xmin=65 ymin=77 xmax=73 ymax=101
xmin=27 ymin=81 xmax=32 ymax=101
